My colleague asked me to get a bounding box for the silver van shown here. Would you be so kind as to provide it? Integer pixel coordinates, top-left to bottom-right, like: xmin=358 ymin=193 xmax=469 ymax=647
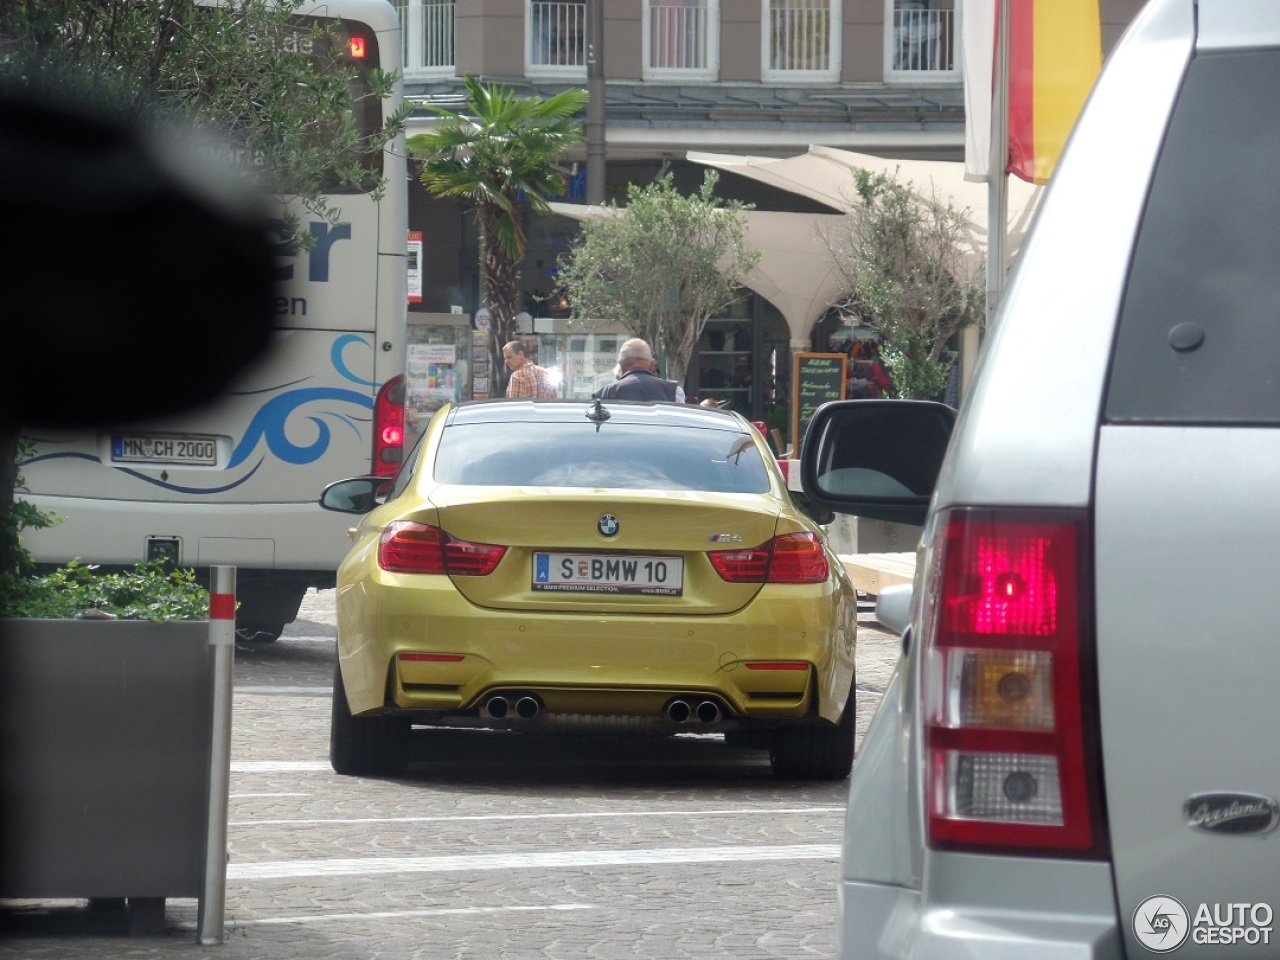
xmin=802 ymin=0 xmax=1280 ymax=955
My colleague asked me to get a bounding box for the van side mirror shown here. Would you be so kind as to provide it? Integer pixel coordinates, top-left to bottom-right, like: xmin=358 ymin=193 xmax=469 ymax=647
xmin=319 ymin=476 xmax=392 ymax=515
xmin=799 ymin=400 xmax=955 ymax=526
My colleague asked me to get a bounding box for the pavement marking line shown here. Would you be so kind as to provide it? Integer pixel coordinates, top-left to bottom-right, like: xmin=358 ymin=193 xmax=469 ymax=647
xmin=230 ymin=792 xmax=311 ymax=799
xmin=228 ymin=904 xmax=595 ymax=926
xmin=231 ymin=806 xmax=845 ymax=827
xmin=228 ymin=844 xmax=840 ymax=880
xmin=231 ymin=761 xmax=332 ymax=772
xmin=235 ymin=686 xmax=331 ymax=696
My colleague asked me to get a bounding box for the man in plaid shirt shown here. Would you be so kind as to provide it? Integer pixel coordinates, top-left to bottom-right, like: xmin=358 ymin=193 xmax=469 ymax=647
xmin=502 ymin=340 xmax=557 ymax=398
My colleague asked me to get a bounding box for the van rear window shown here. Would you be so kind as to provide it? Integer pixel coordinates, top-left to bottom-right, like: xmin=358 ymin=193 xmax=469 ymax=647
xmin=1105 ymin=49 xmax=1280 ymax=424
xmin=433 ymin=422 xmax=771 ymax=494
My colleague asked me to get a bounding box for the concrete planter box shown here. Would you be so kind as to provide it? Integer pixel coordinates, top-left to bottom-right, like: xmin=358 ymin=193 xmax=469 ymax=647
xmin=0 ymin=619 xmax=216 ymax=931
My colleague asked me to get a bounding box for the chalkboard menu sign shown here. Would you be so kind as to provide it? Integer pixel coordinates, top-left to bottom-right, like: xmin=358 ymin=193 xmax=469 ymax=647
xmin=790 ymin=352 xmax=848 ymax=457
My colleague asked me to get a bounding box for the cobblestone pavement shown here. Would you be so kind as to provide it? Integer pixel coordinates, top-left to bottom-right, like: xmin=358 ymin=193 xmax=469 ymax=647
xmin=0 ymin=591 xmax=901 ymax=960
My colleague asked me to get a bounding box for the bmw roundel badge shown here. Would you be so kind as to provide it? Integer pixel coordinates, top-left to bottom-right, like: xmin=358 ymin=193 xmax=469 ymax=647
xmin=598 ymin=514 xmax=620 ymax=537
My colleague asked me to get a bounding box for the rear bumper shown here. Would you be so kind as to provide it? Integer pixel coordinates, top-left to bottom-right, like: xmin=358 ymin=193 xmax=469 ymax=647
xmin=336 ymin=570 xmax=854 ymax=723
xmin=839 ymin=858 xmax=1121 ymax=960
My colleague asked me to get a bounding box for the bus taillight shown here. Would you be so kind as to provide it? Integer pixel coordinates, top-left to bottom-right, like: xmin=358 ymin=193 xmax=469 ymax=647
xmin=372 ymin=375 xmax=405 ymax=477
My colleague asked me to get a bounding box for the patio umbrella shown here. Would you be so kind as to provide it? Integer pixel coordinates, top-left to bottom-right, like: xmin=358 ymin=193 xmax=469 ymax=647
xmin=688 ymin=144 xmax=1043 ymax=268
xmin=736 ymin=210 xmax=850 ymax=345
xmin=548 ymin=201 xmax=849 ymax=346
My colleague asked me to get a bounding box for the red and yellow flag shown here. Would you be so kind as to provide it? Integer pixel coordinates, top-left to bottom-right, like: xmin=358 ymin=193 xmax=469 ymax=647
xmin=1006 ymin=0 xmax=1102 ymax=184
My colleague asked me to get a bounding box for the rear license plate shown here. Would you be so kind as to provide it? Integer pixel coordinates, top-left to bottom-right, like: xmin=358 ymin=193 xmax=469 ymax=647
xmin=533 ymin=553 xmax=684 ymax=596
xmin=112 ymin=434 xmax=218 ymax=466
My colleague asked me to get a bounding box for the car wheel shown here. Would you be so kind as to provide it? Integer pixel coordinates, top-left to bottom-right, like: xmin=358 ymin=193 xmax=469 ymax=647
xmin=329 ymin=662 xmax=410 ymax=777
xmin=768 ymin=683 xmax=855 ymax=781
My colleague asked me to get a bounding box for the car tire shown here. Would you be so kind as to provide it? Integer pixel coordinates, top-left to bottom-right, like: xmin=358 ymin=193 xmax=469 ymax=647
xmin=330 ymin=662 xmax=410 ymax=777
xmin=768 ymin=683 xmax=855 ymax=781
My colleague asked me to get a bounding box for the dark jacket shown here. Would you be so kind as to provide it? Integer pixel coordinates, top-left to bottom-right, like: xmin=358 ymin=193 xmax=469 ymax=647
xmin=593 ymin=368 xmax=679 ymax=402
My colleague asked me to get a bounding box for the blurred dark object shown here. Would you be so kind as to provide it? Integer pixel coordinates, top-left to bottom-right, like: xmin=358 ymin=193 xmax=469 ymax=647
xmin=0 ymin=87 xmax=276 ymax=427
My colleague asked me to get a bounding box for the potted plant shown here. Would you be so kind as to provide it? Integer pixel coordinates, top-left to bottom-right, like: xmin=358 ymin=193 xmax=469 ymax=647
xmin=1 ymin=441 xmax=223 ymax=936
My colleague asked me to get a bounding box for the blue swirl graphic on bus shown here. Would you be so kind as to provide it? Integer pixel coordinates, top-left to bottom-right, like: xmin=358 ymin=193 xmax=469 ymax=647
xmin=224 ymin=333 xmax=376 ymax=471
xmin=333 ymin=334 xmax=378 ymax=387
xmin=20 ymin=451 xmax=267 ymax=495
xmin=228 ymin=387 xmax=372 ymax=468
xmin=120 ymin=460 xmax=266 ymax=494
xmin=23 ymin=334 xmax=380 ymax=495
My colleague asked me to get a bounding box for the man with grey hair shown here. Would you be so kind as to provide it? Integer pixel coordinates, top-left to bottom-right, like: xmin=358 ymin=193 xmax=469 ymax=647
xmin=593 ymin=338 xmax=685 ymax=402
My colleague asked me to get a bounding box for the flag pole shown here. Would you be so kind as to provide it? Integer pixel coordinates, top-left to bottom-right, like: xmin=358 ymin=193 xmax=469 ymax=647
xmin=986 ymin=0 xmax=1011 ymax=328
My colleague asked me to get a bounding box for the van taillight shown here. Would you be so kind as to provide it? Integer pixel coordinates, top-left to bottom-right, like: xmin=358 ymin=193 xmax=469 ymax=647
xmin=372 ymin=375 xmax=405 ymax=478
xmin=923 ymin=508 xmax=1105 ymax=855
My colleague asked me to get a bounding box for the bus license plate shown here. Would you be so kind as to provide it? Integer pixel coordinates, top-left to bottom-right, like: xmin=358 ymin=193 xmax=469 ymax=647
xmin=112 ymin=434 xmax=218 ymax=466
xmin=533 ymin=553 xmax=683 ymax=596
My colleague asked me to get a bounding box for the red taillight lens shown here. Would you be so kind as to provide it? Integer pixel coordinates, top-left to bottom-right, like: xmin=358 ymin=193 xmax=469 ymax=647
xmin=770 ymin=533 xmax=829 ymax=582
xmin=923 ymin=508 xmax=1103 ymax=855
xmin=709 ymin=543 xmax=769 ymax=581
xmin=372 ymin=375 xmax=405 ymax=478
xmin=378 ymin=522 xmax=506 ymax=575
xmin=709 ymin=532 xmax=829 ymax=584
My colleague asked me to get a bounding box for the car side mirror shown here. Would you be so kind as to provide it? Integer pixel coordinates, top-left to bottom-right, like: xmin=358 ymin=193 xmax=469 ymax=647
xmin=799 ymin=400 xmax=955 ymax=526
xmin=319 ymin=476 xmax=392 ymax=515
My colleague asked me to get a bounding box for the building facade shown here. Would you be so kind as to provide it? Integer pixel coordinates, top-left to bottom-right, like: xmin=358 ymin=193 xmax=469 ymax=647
xmin=396 ymin=0 xmax=1143 ymax=430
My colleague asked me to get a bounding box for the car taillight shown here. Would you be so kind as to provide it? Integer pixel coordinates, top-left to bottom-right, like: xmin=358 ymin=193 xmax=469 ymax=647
xmin=378 ymin=522 xmax=506 ymax=575
xmin=372 ymin=375 xmax=405 ymax=478
xmin=923 ymin=508 xmax=1105 ymax=856
xmin=709 ymin=532 xmax=829 ymax=584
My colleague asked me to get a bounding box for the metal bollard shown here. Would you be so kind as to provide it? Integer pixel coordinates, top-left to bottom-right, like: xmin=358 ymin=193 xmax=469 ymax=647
xmin=197 ymin=566 xmax=235 ymax=945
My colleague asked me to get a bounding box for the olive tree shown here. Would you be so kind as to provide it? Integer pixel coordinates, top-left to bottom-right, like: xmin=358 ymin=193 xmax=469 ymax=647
xmin=0 ymin=0 xmax=408 ymax=234
xmin=822 ymin=168 xmax=984 ymax=400
xmin=556 ymin=172 xmax=760 ymax=387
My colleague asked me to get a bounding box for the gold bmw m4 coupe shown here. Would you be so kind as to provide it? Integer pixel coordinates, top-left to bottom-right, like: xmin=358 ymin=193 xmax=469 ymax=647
xmin=320 ymin=399 xmax=856 ymax=779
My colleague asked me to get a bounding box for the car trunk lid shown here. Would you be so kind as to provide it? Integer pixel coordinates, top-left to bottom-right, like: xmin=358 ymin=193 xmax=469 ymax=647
xmin=425 ymin=486 xmax=784 ymax=615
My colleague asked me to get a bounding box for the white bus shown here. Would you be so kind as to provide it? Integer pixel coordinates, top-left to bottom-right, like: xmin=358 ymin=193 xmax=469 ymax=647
xmin=20 ymin=0 xmax=408 ymax=639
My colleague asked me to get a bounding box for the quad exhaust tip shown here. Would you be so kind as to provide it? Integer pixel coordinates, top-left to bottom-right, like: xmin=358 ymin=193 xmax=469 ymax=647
xmin=491 ymin=695 xmax=714 ymax=724
xmin=484 ymin=694 xmax=542 ymax=720
xmin=666 ymin=699 xmax=723 ymax=724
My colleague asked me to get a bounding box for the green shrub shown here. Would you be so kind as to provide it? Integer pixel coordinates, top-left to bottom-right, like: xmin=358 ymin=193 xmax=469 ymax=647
xmin=4 ymin=435 xmax=207 ymax=621
xmin=0 ymin=560 xmax=209 ymax=621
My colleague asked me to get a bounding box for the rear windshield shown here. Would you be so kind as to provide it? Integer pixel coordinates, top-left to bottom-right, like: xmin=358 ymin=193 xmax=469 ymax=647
xmin=1105 ymin=49 xmax=1280 ymax=424
xmin=433 ymin=422 xmax=772 ymax=493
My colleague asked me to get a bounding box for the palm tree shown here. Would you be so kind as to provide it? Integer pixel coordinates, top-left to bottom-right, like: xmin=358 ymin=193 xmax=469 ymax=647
xmin=407 ymin=76 xmax=587 ymax=387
